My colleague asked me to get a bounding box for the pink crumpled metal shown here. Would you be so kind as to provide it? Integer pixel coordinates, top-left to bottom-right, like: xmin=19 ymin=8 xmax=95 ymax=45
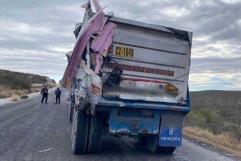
xmin=63 ymin=12 xmax=105 ymax=88
xmin=91 ymin=22 xmax=117 ymax=55
xmin=94 ymin=54 xmax=103 ymax=74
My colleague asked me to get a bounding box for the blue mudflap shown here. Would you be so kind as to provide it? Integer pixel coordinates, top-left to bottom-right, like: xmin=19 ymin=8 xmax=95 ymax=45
xmin=159 ymin=112 xmax=184 ymax=147
xmin=159 ymin=127 xmax=182 ymax=147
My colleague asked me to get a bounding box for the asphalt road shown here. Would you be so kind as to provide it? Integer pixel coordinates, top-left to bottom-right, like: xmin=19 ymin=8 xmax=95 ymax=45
xmin=0 ymin=92 xmax=239 ymax=161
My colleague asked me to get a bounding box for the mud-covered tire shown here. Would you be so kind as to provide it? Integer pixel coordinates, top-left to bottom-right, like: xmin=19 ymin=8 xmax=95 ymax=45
xmin=158 ymin=147 xmax=176 ymax=154
xmin=135 ymin=135 xmax=148 ymax=146
xmin=71 ymin=109 xmax=89 ymax=154
xmin=68 ymin=102 xmax=74 ymax=123
xmin=147 ymin=135 xmax=176 ymax=154
xmin=147 ymin=135 xmax=159 ymax=153
xmin=86 ymin=115 xmax=103 ymax=153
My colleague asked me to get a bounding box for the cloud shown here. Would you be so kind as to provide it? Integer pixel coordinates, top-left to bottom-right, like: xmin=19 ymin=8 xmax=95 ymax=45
xmin=160 ymin=7 xmax=190 ymax=18
xmin=0 ymin=0 xmax=240 ymax=91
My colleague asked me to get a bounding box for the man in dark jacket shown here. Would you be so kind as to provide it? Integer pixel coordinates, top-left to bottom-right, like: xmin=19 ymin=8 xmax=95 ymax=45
xmin=55 ymin=88 xmax=61 ymax=104
xmin=41 ymin=86 xmax=48 ymax=103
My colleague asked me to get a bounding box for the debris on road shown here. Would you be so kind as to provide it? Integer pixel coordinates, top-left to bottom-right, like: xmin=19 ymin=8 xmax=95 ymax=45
xmin=38 ymin=148 xmax=53 ymax=153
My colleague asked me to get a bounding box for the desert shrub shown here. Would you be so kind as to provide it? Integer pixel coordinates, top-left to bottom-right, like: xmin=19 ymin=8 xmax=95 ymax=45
xmin=0 ymin=71 xmax=31 ymax=89
xmin=20 ymin=95 xmax=29 ymax=99
xmin=186 ymin=91 xmax=241 ymax=141
xmin=0 ymin=69 xmax=49 ymax=90
xmin=184 ymin=127 xmax=241 ymax=157
xmin=11 ymin=95 xmax=19 ymax=101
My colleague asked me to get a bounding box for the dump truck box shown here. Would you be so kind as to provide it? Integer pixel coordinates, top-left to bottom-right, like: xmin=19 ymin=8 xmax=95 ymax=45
xmin=69 ymin=14 xmax=192 ymax=155
xmin=101 ymin=16 xmax=192 ymax=105
xmin=97 ymin=17 xmax=192 ymax=151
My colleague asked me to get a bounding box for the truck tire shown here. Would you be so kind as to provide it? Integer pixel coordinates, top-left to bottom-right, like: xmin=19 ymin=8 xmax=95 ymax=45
xmin=71 ymin=109 xmax=89 ymax=154
xmin=135 ymin=135 xmax=147 ymax=146
xmin=68 ymin=102 xmax=74 ymax=123
xmin=86 ymin=115 xmax=102 ymax=153
xmin=147 ymin=135 xmax=176 ymax=154
xmin=158 ymin=147 xmax=176 ymax=154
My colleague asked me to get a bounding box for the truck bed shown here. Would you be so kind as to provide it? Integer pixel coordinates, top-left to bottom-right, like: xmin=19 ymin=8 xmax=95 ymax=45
xmin=102 ymin=16 xmax=192 ymax=104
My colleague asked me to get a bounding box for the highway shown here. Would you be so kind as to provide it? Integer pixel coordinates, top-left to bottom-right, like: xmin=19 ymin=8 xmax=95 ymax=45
xmin=0 ymin=92 xmax=239 ymax=161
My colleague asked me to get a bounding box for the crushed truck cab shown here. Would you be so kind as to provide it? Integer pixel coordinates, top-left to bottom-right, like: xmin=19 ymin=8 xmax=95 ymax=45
xmin=64 ymin=0 xmax=192 ymax=155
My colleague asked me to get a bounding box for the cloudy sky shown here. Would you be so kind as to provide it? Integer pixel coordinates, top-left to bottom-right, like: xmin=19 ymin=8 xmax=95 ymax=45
xmin=0 ymin=0 xmax=241 ymax=91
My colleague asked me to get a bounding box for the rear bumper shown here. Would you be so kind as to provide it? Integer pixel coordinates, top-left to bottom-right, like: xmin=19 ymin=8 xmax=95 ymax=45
xmin=97 ymin=98 xmax=188 ymax=147
xmin=109 ymin=108 xmax=160 ymax=135
xmin=107 ymin=107 xmax=185 ymax=147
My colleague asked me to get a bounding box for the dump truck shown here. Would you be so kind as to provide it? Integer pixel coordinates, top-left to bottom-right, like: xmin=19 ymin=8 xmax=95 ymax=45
xmin=64 ymin=0 xmax=192 ymax=155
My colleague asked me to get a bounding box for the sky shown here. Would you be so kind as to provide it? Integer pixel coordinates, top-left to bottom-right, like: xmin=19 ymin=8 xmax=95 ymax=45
xmin=0 ymin=0 xmax=241 ymax=91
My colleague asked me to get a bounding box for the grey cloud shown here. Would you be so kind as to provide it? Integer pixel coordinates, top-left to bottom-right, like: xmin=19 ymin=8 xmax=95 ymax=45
xmin=191 ymin=57 xmax=241 ymax=74
xmin=0 ymin=0 xmax=240 ymax=90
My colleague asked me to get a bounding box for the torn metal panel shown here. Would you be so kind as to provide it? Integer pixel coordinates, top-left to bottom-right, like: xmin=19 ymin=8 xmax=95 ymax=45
xmin=63 ymin=0 xmax=118 ymax=115
xmin=91 ymin=22 xmax=117 ymax=55
xmin=63 ymin=12 xmax=106 ymax=88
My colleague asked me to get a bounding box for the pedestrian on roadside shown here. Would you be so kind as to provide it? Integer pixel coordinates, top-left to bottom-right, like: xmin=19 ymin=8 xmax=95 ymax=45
xmin=55 ymin=87 xmax=61 ymax=104
xmin=41 ymin=86 xmax=48 ymax=103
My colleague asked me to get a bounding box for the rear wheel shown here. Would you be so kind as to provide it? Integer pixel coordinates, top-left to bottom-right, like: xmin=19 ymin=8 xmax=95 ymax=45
xmin=71 ymin=109 xmax=89 ymax=154
xmin=135 ymin=135 xmax=148 ymax=146
xmin=87 ymin=115 xmax=103 ymax=153
xmin=147 ymin=135 xmax=159 ymax=153
xmin=147 ymin=135 xmax=176 ymax=154
xmin=68 ymin=102 xmax=74 ymax=123
xmin=158 ymin=147 xmax=176 ymax=154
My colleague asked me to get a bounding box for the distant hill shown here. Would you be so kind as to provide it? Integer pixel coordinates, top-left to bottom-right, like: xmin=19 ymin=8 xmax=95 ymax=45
xmin=0 ymin=69 xmax=55 ymax=89
xmin=0 ymin=69 xmax=56 ymax=98
xmin=186 ymin=90 xmax=241 ymax=140
xmin=191 ymin=90 xmax=241 ymax=109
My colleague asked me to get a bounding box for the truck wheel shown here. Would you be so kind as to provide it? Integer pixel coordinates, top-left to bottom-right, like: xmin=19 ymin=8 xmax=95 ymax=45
xmin=158 ymin=147 xmax=176 ymax=154
xmin=71 ymin=109 xmax=89 ymax=154
xmin=147 ymin=135 xmax=159 ymax=153
xmin=147 ymin=135 xmax=176 ymax=154
xmin=87 ymin=115 xmax=102 ymax=153
xmin=68 ymin=102 xmax=74 ymax=123
xmin=135 ymin=135 xmax=147 ymax=146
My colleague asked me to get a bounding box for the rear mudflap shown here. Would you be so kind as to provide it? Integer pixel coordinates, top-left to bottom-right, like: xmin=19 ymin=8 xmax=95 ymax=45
xmin=159 ymin=112 xmax=184 ymax=147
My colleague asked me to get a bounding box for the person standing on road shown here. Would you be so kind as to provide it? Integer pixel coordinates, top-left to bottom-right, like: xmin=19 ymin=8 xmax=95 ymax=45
xmin=41 ymin=86 xmax=48 ymax=103
xmin=55 ymin=88 xmax=61 ymax=104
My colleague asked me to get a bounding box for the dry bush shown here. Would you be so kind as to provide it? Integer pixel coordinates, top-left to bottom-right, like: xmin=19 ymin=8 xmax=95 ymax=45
xmin=0 ymin=91 xmax=11 ymax=98
xmin=20 ymin=95 xmax=29 ymax=99
xmin=184 ymin=126 xmax=241 ymax=158
xmin=0 ymin=86 xmax=30 ymax=99
xmin=14 ymin=90 xmax=27 ymax=96
xmin=30 ymin=88 xmax=41 ymax=93
xmin=0 ymin=86 xmax=13 ymax=98
xmin=11 ymin=95 xmax=19 ymax=101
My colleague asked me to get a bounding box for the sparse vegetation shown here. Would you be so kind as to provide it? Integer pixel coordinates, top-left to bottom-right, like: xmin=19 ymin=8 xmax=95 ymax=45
xmin=0 ymin=86 xmax=29 ymax=98
xmin=20 ymin=95 xmax=29 ymax=99
xmin=0 ymin=69 xmax=49 ymax=90
xmin=0 ymin=69 xmax=55 ymax=99
xmin=184 ymin=127 xmax=241 ymax=157
xmin=184 ymin=90 xmax=241 ymax=157
xmin=11 ymin=95 xmax=19 ymax=102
